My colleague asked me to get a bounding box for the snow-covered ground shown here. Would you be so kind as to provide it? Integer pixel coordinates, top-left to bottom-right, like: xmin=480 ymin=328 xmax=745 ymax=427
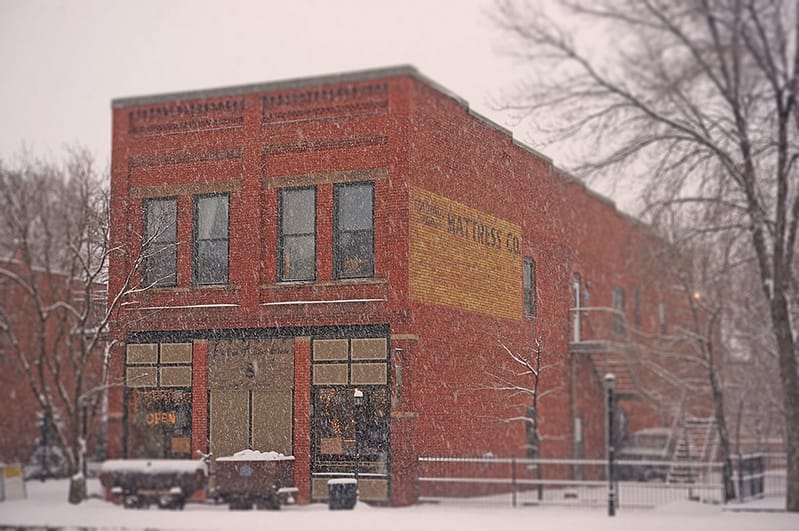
xmin=1 ymin=479 xmax=797 ymax=531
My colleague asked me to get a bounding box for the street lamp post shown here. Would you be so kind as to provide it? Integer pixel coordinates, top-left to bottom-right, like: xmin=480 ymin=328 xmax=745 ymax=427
xmin=353 ymin=389 xmax=363 ymax=485
xmin=605 ymin=373 xmax=616 ymax=517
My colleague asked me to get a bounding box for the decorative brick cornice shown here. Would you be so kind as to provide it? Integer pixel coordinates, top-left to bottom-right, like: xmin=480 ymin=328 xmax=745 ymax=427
xmin=129 ymin=148 xmax=242 ymax=169
xmin=262 ymin=81 xmax=389 ymax=125
xmin=128 ymin=98 xmax=245 ymax=136
xmin=262 ymin=135 xmax=387 ymax=156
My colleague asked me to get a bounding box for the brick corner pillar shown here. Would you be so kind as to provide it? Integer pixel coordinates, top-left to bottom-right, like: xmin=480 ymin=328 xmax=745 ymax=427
xmin=105 ymin=340 xmax=127 ymax=459
xmin=191 ymin=340 xmax=209 ymax=459
xmin=390 ymin=413 xmax=419 ymax=506
xmin=293 ymin=336 xmax=312 ymax=504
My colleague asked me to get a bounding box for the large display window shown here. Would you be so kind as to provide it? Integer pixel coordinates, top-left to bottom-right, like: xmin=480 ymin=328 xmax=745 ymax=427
xmin=311 ymin=336 xmax=390 ymax=501
xmin=126 ymin=389 xmax=192 ymax=458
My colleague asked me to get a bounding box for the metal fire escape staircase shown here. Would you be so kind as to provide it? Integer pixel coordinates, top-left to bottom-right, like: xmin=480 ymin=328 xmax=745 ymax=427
xmin=569 ymin=306 xmax=719 ymax=481
xmin=568 ymin=306 xmax=641 ymax=396
xmin=667 ymin=416 xmax=719 ymax=483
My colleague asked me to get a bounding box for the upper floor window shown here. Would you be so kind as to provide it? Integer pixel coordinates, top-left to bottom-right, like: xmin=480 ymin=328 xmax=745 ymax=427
xmin=334 ymin=182 xmax=374 ymax=279
xmin=658 ymin=300 xmax=668 ymax=335
xmin=613 ymin=285 xmax=626 ymax=334
xmin=524 ymin=257 xmax=536 ymax=318
xmin=632 ymin=286 xmax=641 ymax=329
xmin=193 ymin=193 xmax=229 ymax=285
xmin=279 ymin=187 xmax=316 ymax=281
xmin=143 ymin=197 xmax=177 ymax=287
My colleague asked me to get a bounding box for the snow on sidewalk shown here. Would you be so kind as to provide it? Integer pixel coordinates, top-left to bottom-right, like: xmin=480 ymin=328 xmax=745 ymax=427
xmin=0 ymin=479 xmax=796 ymax=531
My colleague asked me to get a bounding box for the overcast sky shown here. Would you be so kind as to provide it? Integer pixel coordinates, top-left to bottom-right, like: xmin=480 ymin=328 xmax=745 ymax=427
xmin=0 ymin=0 xmax=633 ymax=210
xmin=0 ymin=0 xmax=518 ymax=161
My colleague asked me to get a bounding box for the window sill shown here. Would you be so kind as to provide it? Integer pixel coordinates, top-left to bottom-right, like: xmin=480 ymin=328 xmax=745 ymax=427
xmin=262 ymin=278 xmax=387 ymax=289
xmin=146 ymin=283 xmax=241 ymax=293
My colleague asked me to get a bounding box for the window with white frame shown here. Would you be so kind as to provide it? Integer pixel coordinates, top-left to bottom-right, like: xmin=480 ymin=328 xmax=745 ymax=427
xmin=279 ymin=187 xmax=316 ymax=281
xmin=334 ymin=182 xmax=374 ymax=279
xmin=143 ymin=197 xmax=177 ymax=287
xmin=193 ymin=193 xmax=229 ymax=285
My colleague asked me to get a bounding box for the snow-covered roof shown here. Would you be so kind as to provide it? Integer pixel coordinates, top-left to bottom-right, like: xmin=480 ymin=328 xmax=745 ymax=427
xmin=327 ymin=478 xmax=357 ymax=485
xmin=215 ymin=449 xmax=295 ymax=462
xmin=100 ymin=459 xmax=207 ymax=474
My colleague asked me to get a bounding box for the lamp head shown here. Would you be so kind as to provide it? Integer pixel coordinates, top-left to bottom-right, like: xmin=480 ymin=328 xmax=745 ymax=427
xmin=604 ymin=373 xmax=616 ymax=391
xmin=353 ymin=388 xmax=364 ymax=406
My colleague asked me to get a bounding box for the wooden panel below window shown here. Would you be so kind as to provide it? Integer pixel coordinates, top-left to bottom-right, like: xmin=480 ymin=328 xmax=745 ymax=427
xmin=312 ymin=478 xmax=332 ymax=500
xmin=359 ymin=478 xmax=388 ymax=501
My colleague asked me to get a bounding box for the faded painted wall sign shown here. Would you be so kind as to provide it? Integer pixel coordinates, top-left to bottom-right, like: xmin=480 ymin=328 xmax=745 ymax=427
xmin=409 ymin=187 xmax=523 ymax=320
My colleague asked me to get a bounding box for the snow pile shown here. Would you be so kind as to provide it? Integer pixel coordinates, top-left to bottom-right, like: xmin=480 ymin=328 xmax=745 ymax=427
xmin=100 ymin=459 xmax=207 ymax=473
xmin=216 ymin=449 xmax=295 ymax=462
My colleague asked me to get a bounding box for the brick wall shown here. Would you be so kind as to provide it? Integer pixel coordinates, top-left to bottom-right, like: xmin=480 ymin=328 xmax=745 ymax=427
xmin=108 ymin=68 xmax=700 ymax=505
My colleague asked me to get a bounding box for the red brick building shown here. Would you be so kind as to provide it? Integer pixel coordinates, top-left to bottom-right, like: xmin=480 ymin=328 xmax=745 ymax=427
xmin=107 ymin=66 xmax=707 ymax=505
xmin=0 ymin=254 xmax=106 ymax=474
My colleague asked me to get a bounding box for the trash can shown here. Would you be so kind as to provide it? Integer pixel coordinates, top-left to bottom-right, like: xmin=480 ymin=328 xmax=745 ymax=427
xmin=327 ymin=478 xmax=357 ymax=510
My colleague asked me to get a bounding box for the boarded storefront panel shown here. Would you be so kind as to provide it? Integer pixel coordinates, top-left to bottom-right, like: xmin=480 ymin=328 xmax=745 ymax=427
xmin=210 ymin=390 xmax=249 ymax=458
xmin=252 ymin=390 xmax=292 ymax=455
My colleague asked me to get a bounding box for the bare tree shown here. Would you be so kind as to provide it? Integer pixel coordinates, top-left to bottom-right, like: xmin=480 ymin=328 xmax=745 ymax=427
xmin=0 ymin=150 xmax=149 ymax=503
xmin=484 ymin=337 xmax=562 ymax=458
xmin=639 ymin=211 xmax=742 ymax=497
xmin=492 ymin=0 xmax=799 ymax=511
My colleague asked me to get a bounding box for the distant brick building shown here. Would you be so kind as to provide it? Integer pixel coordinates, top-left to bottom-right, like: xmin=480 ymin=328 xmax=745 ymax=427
xmin=0 ymin=258 xmax=42 ymax=465
xmin=107 ymin=66 xmax=708 ymax=505
xmin=0 ymin=255 xmax=105 ymax=473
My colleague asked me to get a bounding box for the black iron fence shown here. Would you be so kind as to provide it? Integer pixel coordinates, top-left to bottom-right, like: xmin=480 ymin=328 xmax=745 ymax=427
xmin=416 ymin=453 xmax=783 ymax=509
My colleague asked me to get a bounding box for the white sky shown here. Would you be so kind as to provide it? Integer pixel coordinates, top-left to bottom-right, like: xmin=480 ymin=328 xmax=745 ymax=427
xmin=0 ymin=0 xmax=518 ymax=166
xmin=0 ymin=0 xmax=637 ymax=211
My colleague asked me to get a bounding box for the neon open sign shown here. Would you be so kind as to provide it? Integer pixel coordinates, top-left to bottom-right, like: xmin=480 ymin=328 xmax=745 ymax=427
xmin=145 ymin=412 xmax=177 ymax=425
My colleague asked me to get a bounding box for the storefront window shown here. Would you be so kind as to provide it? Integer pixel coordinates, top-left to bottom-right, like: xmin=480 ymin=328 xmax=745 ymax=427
xmin=313 ymin=387 xmax=389 ymax=475
xmin=126 ymin=389 xmax=192 ymax=459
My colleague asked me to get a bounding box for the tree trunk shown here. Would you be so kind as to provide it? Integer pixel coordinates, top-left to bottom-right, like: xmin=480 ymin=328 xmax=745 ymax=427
xmin=67 ymin=474 xmax=86 ymax=504
xmin=709 ymin=359 xmax=734 ymax=500
xmin=770 ymin=294 xmax=799 ymax=512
